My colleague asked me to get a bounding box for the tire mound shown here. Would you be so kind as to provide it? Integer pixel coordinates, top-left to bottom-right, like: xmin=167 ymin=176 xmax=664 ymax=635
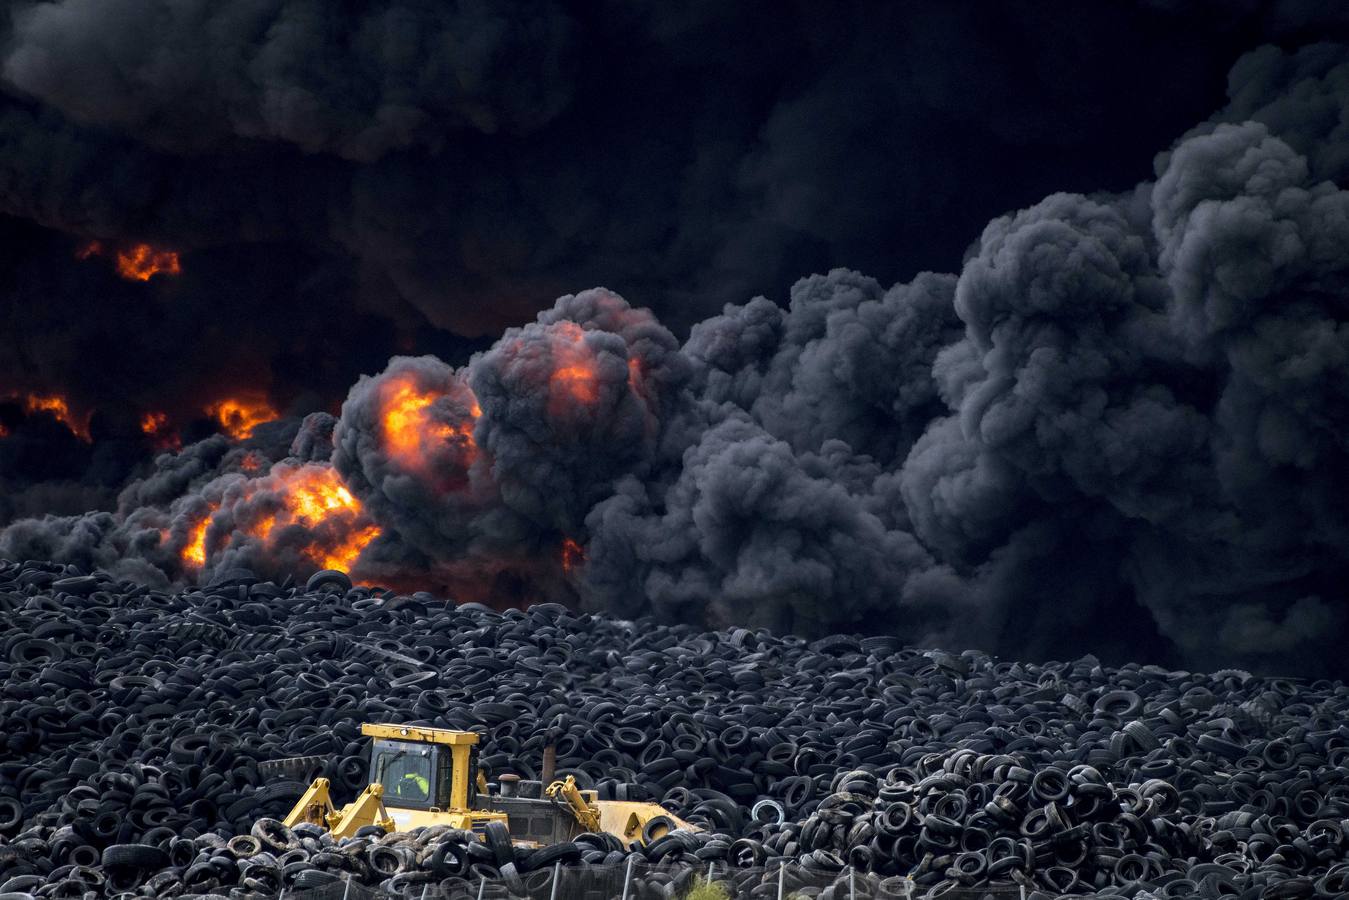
xmin=2 ymin=558 xmax=1348 ymax=899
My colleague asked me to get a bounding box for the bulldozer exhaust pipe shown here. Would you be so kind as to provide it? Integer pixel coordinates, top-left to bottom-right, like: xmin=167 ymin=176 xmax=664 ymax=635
xmin=541 ymin=743 xmax=556 ymax=783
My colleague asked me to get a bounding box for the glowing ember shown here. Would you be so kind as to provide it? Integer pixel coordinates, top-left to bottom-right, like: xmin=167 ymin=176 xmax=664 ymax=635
xmin=239 ymin=451 xmax=267 ymax=473
xmin=16 ymin=393 xmax=90 ymax=441
xmin=139 ymin=411 xmax=180 ymax=450
xmin=380 ymin=376 xmax=479 ymax=473
xmin=75 ymin=240 xmax=182 ymax=281
xmin=206 ymin=396 xmax=278 ymax=440
xmin=561 ymin=537 xmax=585 ymax=574
xmin=547 ymin=322 xmax=600 ymax=413
xmin=116 ymin=243 xmax=181 ymax=281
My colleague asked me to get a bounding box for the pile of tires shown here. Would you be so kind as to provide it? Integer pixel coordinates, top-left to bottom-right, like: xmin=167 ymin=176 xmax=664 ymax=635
xmin=2 ymin=558 xmax=1348 ymax=899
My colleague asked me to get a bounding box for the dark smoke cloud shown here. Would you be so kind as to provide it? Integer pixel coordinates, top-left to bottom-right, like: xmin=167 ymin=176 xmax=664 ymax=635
xmin=581 ymin=414 xmax=961 ymax=638
xmin=333 ymin=355 xmax=505 ymax=569
xmin=3 ymin=0 xmax=578 ymax=161
xmin=471 ymin=289 xmax=691 ymax=534
xmin=1 ymin=2 xmax=1327 ymax=389
xmin=1 ymin=12 xmax=1348 ymax=676
xmin=2 ymin=0 xmax=1343 ymax=523
xmin=289 ymin=412 xmax=338 ymax=463
xmin=687 ymin=270 xmax=963 ymax=464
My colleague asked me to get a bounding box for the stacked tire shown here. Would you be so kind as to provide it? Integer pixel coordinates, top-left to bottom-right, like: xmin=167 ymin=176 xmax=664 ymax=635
xmin=2 ymin=559 xmax=1348 ymax=899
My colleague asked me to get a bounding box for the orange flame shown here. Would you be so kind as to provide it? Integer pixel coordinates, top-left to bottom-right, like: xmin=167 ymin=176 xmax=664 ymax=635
xmin=321 ymin=522 xmax=382 ymax=572
xmin=561 ymin=537 xmax=585 ymax=574
xmin=75 ymin=240 xmax=182 ymax=281
xmin=553 ymin=364 xmax=600 ymax=404
xmin=380 ymin=376 xmax=479 ymax=474
xmin=14 ymin=393 xmax=91 ymax=441
xmin=547 ymin=322 xmax=600 ymax=414
xmin=206 ymin=395 xmax=278 ymax=440
xmin=260 ymin=465 xmax=380 ymax=573
xmin=286 ymin=467 xmax=360 ymax=521
xmin=139 ymin=410 xmax=181 ymax=451
xmin=247 ymin=513 xmax=277 ymax=539
xmin=182 ymin=505 xmax=218 ymax=569
xmin=182 ymin=466 xmax=380 ymax=575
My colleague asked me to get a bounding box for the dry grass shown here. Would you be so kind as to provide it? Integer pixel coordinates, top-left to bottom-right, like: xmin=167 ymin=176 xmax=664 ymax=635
xmin=684 ymin=878 xmax=733 ymax=900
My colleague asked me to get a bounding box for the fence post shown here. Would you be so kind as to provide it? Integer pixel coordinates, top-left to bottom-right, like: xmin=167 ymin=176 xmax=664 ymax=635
xmin=777 ymin=860 xmax=785 ymax=900
xmin=1019 ymin=887 xmax=1026 ymax=900
xmin=707 ymin=861 xmax=715 ymax=884
xmin=849 ymin=867 xmax=855 ymax=900
xmin=622 ymin=852 xmax=635 ymax=900
xmin=342 ymin=874 xmax=352 ymax=900
xmin=421 ymin=885 xmax=429 ymax=900
xmin=550 ymin=861 xmax=562 ymax=900
xmin=477 ymin=874 xmax=487 ymax=900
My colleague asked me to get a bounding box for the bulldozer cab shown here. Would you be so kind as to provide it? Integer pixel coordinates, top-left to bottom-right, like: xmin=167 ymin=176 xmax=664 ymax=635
xmin=362 ymin=724 xmax=479 ymax=812
xmin=371 ymin=739 xmax=442 ymax=807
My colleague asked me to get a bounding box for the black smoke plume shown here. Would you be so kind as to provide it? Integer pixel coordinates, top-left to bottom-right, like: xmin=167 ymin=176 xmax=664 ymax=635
xmin=1 ymin=7 xmax=1348 ymax=675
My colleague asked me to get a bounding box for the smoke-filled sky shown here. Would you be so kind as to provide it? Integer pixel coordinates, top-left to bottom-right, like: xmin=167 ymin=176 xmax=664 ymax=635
xmin=2 ymin=1 xmax=1348 ymax=676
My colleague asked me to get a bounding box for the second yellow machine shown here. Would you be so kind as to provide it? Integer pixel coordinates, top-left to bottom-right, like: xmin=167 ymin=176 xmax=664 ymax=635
xmin=281 ymin=723 xmax=695 ymax=846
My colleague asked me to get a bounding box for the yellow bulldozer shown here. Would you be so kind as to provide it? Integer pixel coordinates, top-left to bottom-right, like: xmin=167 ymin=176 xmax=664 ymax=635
xmin=280 ymin=724 xmax=694 ymax=846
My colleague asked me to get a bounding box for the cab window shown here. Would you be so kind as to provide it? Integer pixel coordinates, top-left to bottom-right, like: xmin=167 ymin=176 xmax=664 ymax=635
xmin=374 ymin=745 xmax=434 ymax=805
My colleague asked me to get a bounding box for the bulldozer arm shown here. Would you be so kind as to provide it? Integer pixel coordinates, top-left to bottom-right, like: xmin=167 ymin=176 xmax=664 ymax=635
xmin=328 ymin=783 xmax=396 ymax=839
xmin=545 ymin=776 xmax=601 ymax=833
xmin=283 ymin=777 xmax=337 ymax=829
xmin=281 ymin=777 xmax=395 ymax=839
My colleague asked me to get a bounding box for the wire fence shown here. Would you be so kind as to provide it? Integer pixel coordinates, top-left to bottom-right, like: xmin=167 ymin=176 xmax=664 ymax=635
xmin=283 ymin=860 xmax=1028 ymax=900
